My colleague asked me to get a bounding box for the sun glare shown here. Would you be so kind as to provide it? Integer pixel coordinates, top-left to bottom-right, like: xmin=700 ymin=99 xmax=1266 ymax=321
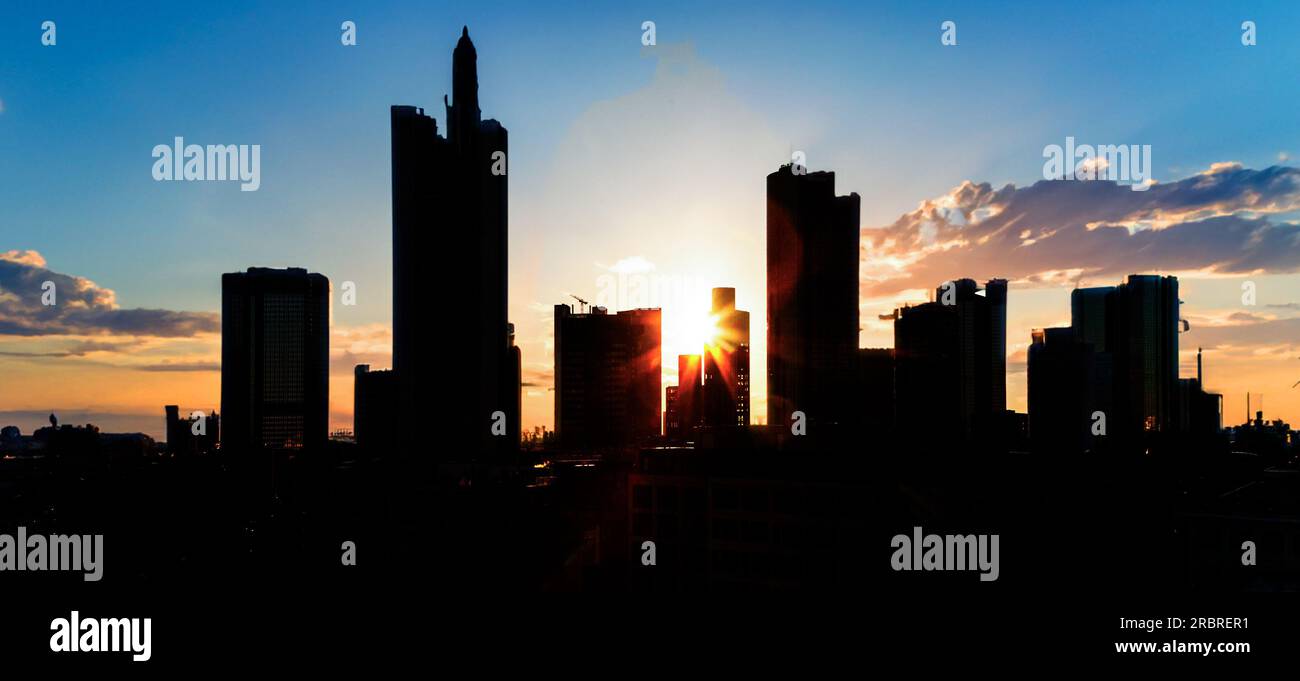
xmin=664 ymin=309 xmax=722 ymax=369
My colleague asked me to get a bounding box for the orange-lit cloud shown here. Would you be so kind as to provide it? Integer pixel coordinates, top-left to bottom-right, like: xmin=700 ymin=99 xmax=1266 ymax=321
xmin=861 ymin=164 xmax=1300 ymax=299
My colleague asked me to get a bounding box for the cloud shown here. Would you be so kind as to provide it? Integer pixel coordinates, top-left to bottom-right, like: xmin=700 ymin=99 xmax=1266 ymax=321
xmin=602 ymin=255 xmax=656 ymax=274
xmin=1185 ymin=315 xmax=1300 ymax=350
xmin=521 ymin=365 xmax=553 ymax=389
xmin=0 ymin=251 xmax=219 ymax=337
xmin=329 ymin=323 xmax=392 ymax=374
xmin=0 ymin=338 xmax=150 ymax=358
xmin=862 ymin=165 xmax=1300 ymax=298
xmin=133 ymin=361 xmax=220 ymax=372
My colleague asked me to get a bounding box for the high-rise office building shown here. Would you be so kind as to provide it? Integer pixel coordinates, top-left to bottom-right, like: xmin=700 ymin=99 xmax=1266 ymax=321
xmin=894 ymin=299 xmax=955 ymax=438
xmin=1070 ymin=286 xmax=1115 ymax=440
xmin=1115 ymin=275 xmax=1180 ymax=437
xmin=353 ymin=364 xmax=397 ymax=453
xmin=766 ymin=164 xmax=860 ymax=430
xmin=893 ymin=278 xmax=1006 ymax=443
xmin=392 ymin=28 xmax=516 ymax=462
xmin=504 ymin=323 xmax=522 ymax=448
xmin=664 ymin=385 xmax=681 ymax=437
xmin=221 ymin=267 xmax=330 ymax=452
xmin=1069 ymin=275 xmax=1180 ymax=444
xmin=1071 ymin=287 xmax=1113 ymax=352
xmin=957 ymin=278 xmax=1007 ymax=438
xmin=702 ymin=287 xmax=750 ymax=428
xmin=553 ymin=305 xmax=661 ymax=448
xmin=853 ymin=348 xmax=894 ymax=435
xmin=1028 ymin=327 xmax=1094 ymax=453
xmin=677 ymin=353 xmax=702 ymax=439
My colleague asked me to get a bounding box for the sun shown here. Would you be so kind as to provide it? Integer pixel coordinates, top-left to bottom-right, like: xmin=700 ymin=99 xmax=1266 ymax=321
xmin=663 ymin=308 xmax=722 ymax=369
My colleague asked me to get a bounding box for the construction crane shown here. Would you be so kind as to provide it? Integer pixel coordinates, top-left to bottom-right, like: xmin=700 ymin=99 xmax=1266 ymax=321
xmin=569 ymin=294 xmax=590 ymax=313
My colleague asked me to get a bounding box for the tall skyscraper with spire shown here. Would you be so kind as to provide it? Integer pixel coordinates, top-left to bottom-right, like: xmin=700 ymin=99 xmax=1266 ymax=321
xmin=391 ymin=28 xmax=516 ymax=462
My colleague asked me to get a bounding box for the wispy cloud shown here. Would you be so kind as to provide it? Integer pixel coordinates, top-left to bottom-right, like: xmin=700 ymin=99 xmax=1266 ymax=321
xmin=133 ymin=361 xmax=220 ymax=372
xmin=329 ymin=323 xmax=392 ymax=374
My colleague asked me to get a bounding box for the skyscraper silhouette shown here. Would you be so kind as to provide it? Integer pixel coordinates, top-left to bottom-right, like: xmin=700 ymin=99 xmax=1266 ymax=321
xmin=702 ymin=287 xmax=750 ymax=427
xmin=1115 ymin=275 xmax=1180 ymax=439
xmin=853 ymin=347 xmax=894 ymax=435
xmin=354 ymin=364 xmax=397 ymax=453
xmin=958 ymin=278 xmax=1007 ymax=439
xmin=664 ymin=385 xmax=681 ymax=437
xmin=221 ymin=267 xmax=330 ymax=452
xmin=553 ymin=305 xmax=661 ymax=448
xmin=766 ymin=164 xmax=860 ymax=431
xmin=1070 ymin=275 xmax=1180 ymax=446
xmin=391 ymin=28 xmax=516 ymax=461
xmin=677 ymin=353 xmax=702 ymax=439
xmin=893 ymin=278 xmax=1006 ymax=444
xmin=1071 ymin=286 xmax=1116 ymax=444
xmin=1028 ymin=327 xmax=1094 ymax=453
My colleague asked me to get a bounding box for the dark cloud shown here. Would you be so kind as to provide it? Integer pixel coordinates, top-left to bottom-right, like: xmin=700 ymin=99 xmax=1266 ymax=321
xmin=862 ymin=165 xmax=1300 ymax=297
xmin=0 ymin=251 xmax=218 ymax=337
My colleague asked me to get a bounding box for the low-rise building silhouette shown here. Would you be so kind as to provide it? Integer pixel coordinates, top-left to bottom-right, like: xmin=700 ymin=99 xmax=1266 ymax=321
xmin=165 ymin=405 xmax=219 ymax=456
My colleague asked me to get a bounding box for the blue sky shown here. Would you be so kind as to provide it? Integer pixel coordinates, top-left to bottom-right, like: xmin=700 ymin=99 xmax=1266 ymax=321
xmin=4 ymin=1 xmax=1297 ymax=316
xmin=3 ymin=1 xmax=1300 ymax=436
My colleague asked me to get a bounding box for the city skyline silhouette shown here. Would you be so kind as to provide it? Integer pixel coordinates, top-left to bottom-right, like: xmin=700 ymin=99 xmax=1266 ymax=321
xmin=4 ymin=8 xmax=1300 ymax=666
xmin=5 ymin=9 xmax=1300 ymax=439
